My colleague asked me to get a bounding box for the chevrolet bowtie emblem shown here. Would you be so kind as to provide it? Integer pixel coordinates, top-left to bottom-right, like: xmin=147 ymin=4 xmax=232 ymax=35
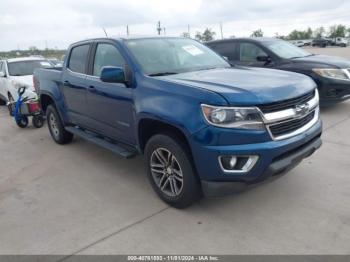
xmin=295 ymin=103 xmax=310 ymax=116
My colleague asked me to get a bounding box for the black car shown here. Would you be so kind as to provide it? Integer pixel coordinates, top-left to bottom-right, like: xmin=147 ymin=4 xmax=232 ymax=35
xmin=206 ymin=38 xmax=350 ymax=105
xmin=312 ymin=38 xmax=330 ymax=48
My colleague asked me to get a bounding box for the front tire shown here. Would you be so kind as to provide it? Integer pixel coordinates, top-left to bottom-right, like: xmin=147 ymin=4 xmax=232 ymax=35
xmin=46 ymin=105 xmax=73 ymax=144
xmin=145 ymin=134 xmax=202 ymax=208
xmin=8 ymin=93 xmax=14 ymax=116
xmin=16 ymin=116 xmax=28 ymax=128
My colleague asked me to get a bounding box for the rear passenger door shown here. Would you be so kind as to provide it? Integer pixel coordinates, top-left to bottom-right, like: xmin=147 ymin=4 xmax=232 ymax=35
xmin=62 ymin=44 xmax=91 ymax=126
xmin=85 ymin=42 xmax=135 ymax=144
xmin=210 ymin=41 xmax=239 ymax=63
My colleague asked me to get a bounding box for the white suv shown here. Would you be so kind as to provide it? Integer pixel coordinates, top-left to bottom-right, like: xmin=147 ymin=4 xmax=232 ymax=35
xmin=0 ymin=57 xmax=52 ymax=105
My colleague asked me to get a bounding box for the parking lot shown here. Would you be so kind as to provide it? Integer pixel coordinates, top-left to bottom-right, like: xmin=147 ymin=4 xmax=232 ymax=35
xmin=0 ymin=47 xmax=350 ymax=256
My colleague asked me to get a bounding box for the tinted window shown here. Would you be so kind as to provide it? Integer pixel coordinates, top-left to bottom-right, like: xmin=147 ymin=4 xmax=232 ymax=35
xmin=68 ymin=44 xmax=90 ymax=74
xmin=211 ymin=42 xmax=238 ymax=61
xmin=93 ymin=44 xmax=125 ymax=77
xmin=239 ymin=43 xmax=267 ymax=62
xmin=8 ymin=60 xmax=52 ymax=76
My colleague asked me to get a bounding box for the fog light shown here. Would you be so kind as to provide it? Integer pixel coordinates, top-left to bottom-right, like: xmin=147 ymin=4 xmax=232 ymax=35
xmin=229 ymin=156 xmax=237 ymax=168
xmin=219 ymin=155 xmax=259 ymax=173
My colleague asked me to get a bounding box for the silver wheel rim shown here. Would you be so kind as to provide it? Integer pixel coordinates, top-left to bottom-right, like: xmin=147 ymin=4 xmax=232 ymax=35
xmin=150 ymin=148 xmax=184 ymax=197
xmin=49 ymin=113 xmax=60 ymax=139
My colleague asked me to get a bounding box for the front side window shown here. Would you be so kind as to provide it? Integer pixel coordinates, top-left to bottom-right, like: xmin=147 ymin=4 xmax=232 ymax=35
xmin=68 ymin=44 xmax=90 ymax=74
xmin=239 ymin=43 xmax=267 ymax=62
xmin=93 ymin=44 xmax=125 ymax=77
xmin=124 ymin=38 xmax=230 ymax=75
xmin=7 ymin=60 xmax=52 ymax=76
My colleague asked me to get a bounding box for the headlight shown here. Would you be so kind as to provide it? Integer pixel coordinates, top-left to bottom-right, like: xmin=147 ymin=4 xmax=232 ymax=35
xmin=312 ymin=68 xmax=349 ymax=81
xmin=201 ymin=104 xmax=265 ymax=130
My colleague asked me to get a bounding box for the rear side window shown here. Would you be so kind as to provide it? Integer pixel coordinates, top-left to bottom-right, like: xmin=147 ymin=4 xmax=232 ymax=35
xmin=211 ymin=42 xmax=238 ymax=61
xmin=93 ymin=43 xmax=125 ymax=77
xmin=68 ymin=44 xmax=90 ymax=74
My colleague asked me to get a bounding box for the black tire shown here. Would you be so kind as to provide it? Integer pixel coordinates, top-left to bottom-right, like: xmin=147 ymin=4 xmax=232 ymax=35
xmin=16 ymin=116 xmax=28 ymax=128
xmin=145 ymin=133 xmax=202 ymax=208
xmin=8 ymin=93 xmax=14 ymax=116
xmin=32 ymin=115 xmax=44 ymax=128
xmin=46 ymin=104 xmax=73 ymax=144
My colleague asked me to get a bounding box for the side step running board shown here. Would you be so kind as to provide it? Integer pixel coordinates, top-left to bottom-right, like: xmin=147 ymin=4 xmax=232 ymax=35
xmin=65 ymin=126 xmax=137 ymax=159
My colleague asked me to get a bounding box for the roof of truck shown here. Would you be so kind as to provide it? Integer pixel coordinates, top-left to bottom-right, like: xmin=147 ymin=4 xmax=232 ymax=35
xmin=6 ymin=57 xmax=46 ymax=63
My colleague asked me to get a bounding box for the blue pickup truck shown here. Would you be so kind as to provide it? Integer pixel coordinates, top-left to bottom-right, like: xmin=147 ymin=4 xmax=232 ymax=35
xmin=34 ymin=37 xmax=322 ymax=208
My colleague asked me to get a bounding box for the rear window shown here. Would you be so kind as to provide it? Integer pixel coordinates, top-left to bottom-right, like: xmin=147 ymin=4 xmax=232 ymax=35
xmin=68 ymin=44 xmax=90 ymax=74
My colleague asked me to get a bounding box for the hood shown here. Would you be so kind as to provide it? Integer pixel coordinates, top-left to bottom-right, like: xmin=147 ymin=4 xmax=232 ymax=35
xmin=11 ymin=75 xmax=35 ymax=90
xmin=160 ymin=67 xmax=316 ymax=105
xmin=292 ymin=54 xmax=350 ymax=68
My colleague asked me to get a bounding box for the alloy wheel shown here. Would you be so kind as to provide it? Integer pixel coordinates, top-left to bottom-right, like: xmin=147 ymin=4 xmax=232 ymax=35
xmin=150 ymin=148 xmax=184 ymax=197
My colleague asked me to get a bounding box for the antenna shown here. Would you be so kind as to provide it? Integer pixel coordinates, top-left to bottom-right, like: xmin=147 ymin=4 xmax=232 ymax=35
xmin=102 ymin=28 xmax=108 ymax=37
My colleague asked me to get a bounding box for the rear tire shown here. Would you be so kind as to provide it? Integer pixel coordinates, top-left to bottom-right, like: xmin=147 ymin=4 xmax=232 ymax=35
xmin=145 ymin=133 xmax=202 ymax=208
xmin=46 ymin=105 xmax=73 ymax=144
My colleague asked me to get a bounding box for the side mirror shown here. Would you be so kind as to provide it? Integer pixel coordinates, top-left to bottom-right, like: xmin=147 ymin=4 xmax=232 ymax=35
xmin=100 ymin=66 xmax=126 ymax=84
xmin=256 ymin=55 xmax=271 ymax=62
xmin=0 ymin=72 xmax=6 ymax=78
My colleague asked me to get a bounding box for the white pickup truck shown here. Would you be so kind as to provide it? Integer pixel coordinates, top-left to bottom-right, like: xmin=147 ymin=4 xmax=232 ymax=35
xmin=0 ymin=57 xmax=52 ymax=106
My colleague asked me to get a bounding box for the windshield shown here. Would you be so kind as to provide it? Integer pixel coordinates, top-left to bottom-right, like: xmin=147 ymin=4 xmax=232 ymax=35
xmin=8 ymin=60 xmax=52 ymax=76
xmin=262 ymin=41 xmax=311 ymax=59
xmin=124 ymin=38 xmax=230 ymax=75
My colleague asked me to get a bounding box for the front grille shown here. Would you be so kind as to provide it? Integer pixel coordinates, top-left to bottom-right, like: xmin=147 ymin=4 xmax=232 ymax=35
xmin=259 ymin=90 xmax=315 ymax=113
xmin=269 ymin=111 xmax=315 ymax=137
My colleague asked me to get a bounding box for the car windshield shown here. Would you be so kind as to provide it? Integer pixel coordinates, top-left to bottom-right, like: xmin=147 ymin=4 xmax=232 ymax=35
xmin=262 ymin=40 xmax=312 ymax=59
xmin=8 ymin=60 xmax=52 ymax=76
xmin=124 ymin=38 xmax=230 ymax=75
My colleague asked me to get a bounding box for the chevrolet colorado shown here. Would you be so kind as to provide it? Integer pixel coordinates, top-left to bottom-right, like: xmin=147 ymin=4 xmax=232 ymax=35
xmin=34 ymin=37 xmax=322 ymax=208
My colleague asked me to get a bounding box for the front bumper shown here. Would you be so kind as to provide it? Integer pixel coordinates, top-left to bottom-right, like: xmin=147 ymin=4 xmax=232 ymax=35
xmin=201 ymin=135 xmax=321 ymax=197
xmin=190 ymin=118 xmax=322 ymax=196
xmin=317 ymin=77 xmax=350 ymax=105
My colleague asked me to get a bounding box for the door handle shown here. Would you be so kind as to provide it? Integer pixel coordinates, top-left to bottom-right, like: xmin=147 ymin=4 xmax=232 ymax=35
xmin=63 ymin=80 xmax=71 ymax=86
xmin=88 ymin=85 xmax=95 ymax=89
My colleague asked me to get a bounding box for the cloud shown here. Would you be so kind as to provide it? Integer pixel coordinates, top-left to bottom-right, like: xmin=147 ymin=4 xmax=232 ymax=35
xmin=0 ymin=0 xmax=349 ymax=51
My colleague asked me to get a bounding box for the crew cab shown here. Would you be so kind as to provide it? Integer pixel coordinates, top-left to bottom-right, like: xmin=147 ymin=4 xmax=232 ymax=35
xmin=0 ymin=57 xmax=52 ymax=107
xmin=34 ymin=37 xmax=322 ymax=208
xmin=206 ymin=38 xmax=350 ymax=105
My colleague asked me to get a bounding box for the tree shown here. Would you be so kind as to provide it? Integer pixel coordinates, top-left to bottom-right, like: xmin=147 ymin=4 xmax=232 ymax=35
xmin=250 ymin=29 xmax=264 ymax=37
xmin=328 ymin=24 xmax=347 ymax=38
xmin=195 ymin=28 xmax=216 ymax=42
xmin=314 ymin=27 xmax=325 ymax=38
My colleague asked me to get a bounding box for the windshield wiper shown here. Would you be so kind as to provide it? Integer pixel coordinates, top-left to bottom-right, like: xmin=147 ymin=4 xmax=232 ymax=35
xmin=149 ymin=72 xmax=178 ymax=77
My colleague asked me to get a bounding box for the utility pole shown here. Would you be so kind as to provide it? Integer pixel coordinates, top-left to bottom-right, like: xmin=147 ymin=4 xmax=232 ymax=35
xmin=102 ymin=28 xmax=108 ymax=37
xmin=220 ymin=22 xmax=223 ymax=39
xmin=126 ymin=25 xmax=130 ymax=36
xmin=188 ymin=24 xmax=191 ymax=38
xmin=163 ymin=27 xmax=166 ymax=35
xmin=157 ymin=21 xmax=162 ymax=35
